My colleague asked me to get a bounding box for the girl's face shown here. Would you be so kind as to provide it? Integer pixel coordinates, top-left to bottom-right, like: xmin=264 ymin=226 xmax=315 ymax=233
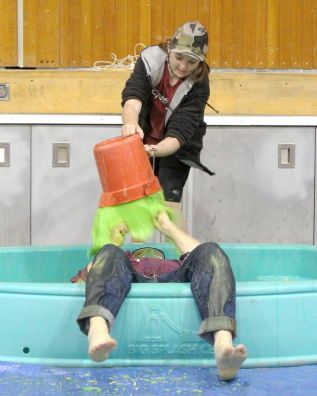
xmin=168 ymin=52 xmax=200 ymax=79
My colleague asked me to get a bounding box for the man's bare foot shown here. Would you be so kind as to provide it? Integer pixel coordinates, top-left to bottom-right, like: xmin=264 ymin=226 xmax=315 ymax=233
xmin=214 ymin=330 xmax=247 ymax=381
xmin=88 ymin=317 xmax=117 ymax=362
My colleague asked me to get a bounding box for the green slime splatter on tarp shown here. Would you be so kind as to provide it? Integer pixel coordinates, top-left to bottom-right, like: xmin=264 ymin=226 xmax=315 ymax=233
xmin=82 ymin=386 xmax=102 ymax=393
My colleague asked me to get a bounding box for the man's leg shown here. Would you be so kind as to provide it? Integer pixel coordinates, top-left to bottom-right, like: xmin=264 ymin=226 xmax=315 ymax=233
xmin=77 ymin=244 xmax=133 ymax=362
xmin=213 ymin=330 xmax=247 ymax=381
xmin=88 ymin=316 xmax=117 ymax=362
xmin=183 ymin=242 xmax=247 ymax=380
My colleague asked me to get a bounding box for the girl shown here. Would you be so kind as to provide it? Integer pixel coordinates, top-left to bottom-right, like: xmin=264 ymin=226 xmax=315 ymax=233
xmin=121 ymin=21 xmax=215 ymax=230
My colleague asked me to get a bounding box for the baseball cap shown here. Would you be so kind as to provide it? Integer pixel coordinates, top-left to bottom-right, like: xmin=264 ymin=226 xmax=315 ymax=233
xmin=168 ymin=21 xmax=208 ymax=62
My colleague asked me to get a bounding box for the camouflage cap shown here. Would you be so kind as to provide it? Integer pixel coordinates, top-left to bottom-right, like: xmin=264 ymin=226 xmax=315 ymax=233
xmin=168 ymin=21 xmax=208 ymax=62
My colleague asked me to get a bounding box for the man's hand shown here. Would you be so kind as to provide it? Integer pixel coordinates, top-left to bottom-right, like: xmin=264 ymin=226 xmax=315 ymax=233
xmin=111 ymin=223 xmax=128 ymax=246
xmin=153 ymin=211 xmax=173 ymax=237
xmin=154 ymin=211 xmax=201 ymax=254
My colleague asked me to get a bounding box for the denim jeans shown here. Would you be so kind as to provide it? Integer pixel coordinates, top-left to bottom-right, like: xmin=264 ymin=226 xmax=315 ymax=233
xmin=77 ymin=242 xmax=236 ymax=344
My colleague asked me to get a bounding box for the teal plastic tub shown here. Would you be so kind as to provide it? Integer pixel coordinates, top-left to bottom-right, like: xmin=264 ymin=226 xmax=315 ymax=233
xmin=1 ymin=243 xmax=317 ymax=368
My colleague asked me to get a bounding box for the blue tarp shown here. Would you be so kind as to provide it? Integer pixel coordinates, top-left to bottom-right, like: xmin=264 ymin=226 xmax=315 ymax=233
xmin=0 ymin=362 xmax=316 ymax=395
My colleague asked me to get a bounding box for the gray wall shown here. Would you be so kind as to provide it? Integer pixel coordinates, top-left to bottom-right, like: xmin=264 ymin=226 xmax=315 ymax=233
xmin=0 ymin=126 xmax=31 ymax=245
xmin=0 ymin=125 xmax=119 ymax=246
xmin=190 ymin=126 xmax=315 ymax=245
xmin=0 ymin=124 xmax=316 ymax=246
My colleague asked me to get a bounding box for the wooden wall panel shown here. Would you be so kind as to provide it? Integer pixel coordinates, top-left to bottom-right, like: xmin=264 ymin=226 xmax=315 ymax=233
xmin=266 ymin=0 xmax=279 ymax=68
xmin=139 ymin=0 xmax=151 ymax=45
xmin=220 ymin=0 xmax=234 ymax=68
xmin=23 ymin=0 xmax=38 ymax=66
xmin=127 ymin=0 xmax=140 ymax=58
xmin=1 ymin=69 xmax=317 ymax=115
xmin=0 ymin=0 xmax=17 ymax=66
xmin=24 ymin=0 xmax=59 ymax=67
xmin=59 ymin=0 xmax=69 ymax=67
xmin=232 ymin=0 xmax=245 ymax=68
xmin=289 ymin=0 xmax=302 ymax=68
xmin=302 ymin=0 xmax=317 ymax=69
xmin=68 ymin=1 xmax=82 ymax=66
xmin=209 ymin=0 xmax=221 ymax=68
xmin=92 ymin=0 xmax=105 ymax=64
xmin=255 ymin=0 xmax=268 ymax=68
xmin=174 ymin=0 xmax=191 ymax=28
xmin=198 ymin=0 xmax=210 ymax=38
xmin=80 ymin=0 xmax=93 ymax=67
xmin=17 ymin=0 xmax=317 ymax=69
xmin=115 ymin=0 xmax=128 ymax=59
xmin=243 ymin=0 xmax=257 ymax=68
xmin=151 ymin=0 xmax=162 ymax=43
xmin=162 ymin=0 xmax=175 ymax=42
xmin=104 ymin=0 xmax=116 ymax=62
xmin=279 ymin=0 xmax=292 ymax=68
xmin=313 ymin=1 xmax=317 ymax=68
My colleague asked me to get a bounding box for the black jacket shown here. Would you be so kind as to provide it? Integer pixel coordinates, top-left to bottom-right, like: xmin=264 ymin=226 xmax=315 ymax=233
xmin=121 ymin=46 xmax=214 ymax=175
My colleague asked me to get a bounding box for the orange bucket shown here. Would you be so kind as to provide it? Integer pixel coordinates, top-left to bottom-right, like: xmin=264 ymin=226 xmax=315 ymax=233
xmin=94 ymin=134 xmax=161 ymax=207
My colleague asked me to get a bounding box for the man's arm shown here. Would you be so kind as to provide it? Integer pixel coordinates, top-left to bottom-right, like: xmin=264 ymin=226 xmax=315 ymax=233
xmin=153 ymin=211 xmax=200 ymax=254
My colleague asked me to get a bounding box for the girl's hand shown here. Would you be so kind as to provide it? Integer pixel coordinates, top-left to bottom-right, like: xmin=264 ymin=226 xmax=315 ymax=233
xmin=121 ymin=123 xmax=144 ymax=139
xmin=144 ymin=144 xmax=157 ymax=157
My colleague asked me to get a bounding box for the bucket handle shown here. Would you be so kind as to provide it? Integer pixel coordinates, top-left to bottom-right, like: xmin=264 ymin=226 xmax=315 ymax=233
xmin=151 ymin=148 xmax=156 ymax=170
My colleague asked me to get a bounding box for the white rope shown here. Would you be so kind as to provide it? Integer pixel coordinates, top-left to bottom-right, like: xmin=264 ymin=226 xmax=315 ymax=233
xmin=93 ymin=43 xmax=146 ymax=70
